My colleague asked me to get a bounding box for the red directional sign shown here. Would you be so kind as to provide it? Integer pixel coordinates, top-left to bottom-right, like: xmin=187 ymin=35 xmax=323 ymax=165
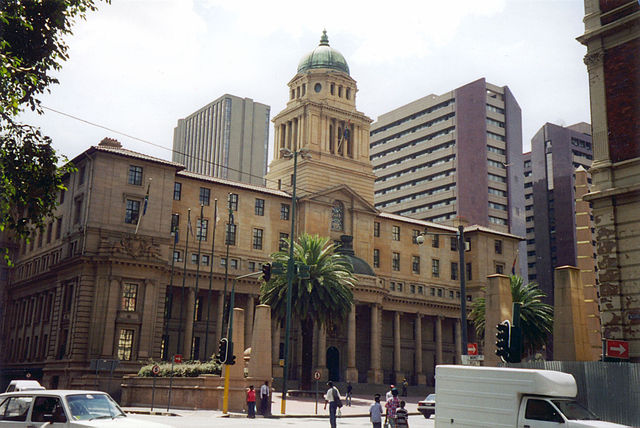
xmin=173 ymin=354 xmax=183 ymax=364
xmin=606 ymin=339 xmax=629 ymax=359
xmin=467 ymin=343 xmax=478 ymax=356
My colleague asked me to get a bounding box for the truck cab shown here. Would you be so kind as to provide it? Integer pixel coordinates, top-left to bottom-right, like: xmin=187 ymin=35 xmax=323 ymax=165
xmin=519 ymin=396 xmax=622 ymax=428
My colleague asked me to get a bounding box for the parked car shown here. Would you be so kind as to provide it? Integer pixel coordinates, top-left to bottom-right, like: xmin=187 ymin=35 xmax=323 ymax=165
xmin=0 ymin=390 xmax=171 ymax=427
xmin=5 ymin=380 xmax=45 ymax=392
xmin=418 ymin=393 xmax=436 ymax=418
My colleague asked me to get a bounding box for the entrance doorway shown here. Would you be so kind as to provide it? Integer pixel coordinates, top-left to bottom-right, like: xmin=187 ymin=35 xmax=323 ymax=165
xmin=326 ymin=346 xmax=340 ymax=382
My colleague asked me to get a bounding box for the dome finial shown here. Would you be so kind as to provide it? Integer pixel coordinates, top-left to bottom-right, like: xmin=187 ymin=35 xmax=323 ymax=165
xmin=319 ymin=29 xmax=329 ymax=46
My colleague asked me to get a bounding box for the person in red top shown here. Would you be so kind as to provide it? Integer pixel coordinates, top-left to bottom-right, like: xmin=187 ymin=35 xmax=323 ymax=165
xmin=246 ymin=385 xmax=256 ymax=418
xmin=385 ymin=388 xmax=400 ymax=428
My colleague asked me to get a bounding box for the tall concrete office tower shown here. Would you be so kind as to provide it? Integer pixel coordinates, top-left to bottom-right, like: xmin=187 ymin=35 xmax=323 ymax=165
xmin=370 ymin=78 xmax=526 ymax=277
xmin=172 ymin=94 xmax=270 ymax=186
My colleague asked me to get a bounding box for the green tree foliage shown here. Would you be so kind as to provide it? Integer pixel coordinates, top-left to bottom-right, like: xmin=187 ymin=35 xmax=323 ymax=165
xmin=470 ymin=275 xmax=554 ymax=357
xmin=0 ymin=0 xmax=106 ymax=260
xmin=260 ymin=234 xmax=356 ymax=389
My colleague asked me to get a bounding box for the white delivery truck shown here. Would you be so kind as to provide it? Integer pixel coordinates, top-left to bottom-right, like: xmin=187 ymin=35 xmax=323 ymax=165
xmin=434 ymin=365 xmax=631 ymax=428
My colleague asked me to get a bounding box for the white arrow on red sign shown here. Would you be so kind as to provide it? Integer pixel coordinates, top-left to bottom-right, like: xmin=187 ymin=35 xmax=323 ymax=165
xmin=606 ymin=339 xmax=629 ymax=359
xmin=467 ymin=343 xmax=478 ymax=355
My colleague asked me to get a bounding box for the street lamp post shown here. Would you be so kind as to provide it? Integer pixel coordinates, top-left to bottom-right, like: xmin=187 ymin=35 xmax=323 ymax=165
xmin=417 ymin=224 xmax=468 ymax=359
xmin=279 ymin=147 xmax=311 ymax=415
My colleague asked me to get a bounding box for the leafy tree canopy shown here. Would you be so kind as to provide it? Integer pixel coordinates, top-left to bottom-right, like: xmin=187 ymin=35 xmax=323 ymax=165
xmin=1 ymin=0 xmax=107 ymax=261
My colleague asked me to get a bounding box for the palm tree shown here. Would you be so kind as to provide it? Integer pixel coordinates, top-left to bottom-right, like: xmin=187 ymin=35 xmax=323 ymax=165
xmin=470 ymin=275 xmax=553 ymax=357
xmin=260 ymin=233 xmax=356 ymax=390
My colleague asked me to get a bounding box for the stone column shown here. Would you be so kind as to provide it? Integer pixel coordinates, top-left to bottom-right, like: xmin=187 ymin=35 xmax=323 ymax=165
xmin=553 ymin=266 xmax=592 ymax=361
xmin=183 ymin=288 xmax=195 ymax=358
xmin=316 ymin=324 xmax=328 ymax=380
xmin=229 ymin=307 xmax=245 ymax=379
xmin=484 ymin=274 xmax=512 ymax=367
xmin=394 ymin=311 xmax=403 ymax=381
xmin=245 ymin=295 xmax=255 ymax=350
xmin=368 ymin=304 xmax=383 ymax=384
xmin=272 ymin=318 xmax=282 ymax=378
xmin=346 ymin=303 xmax=358 ymax=382
xmin=248 ymin=304 xmax=272 ymax=380
xmin=216 ymin=291 xmax=224 ymax=340
xmin=455 ymin=319 xmax=462 ymax=364
xmin=415 ymin=314 xmax=426 ymax=384
xmin=435 ymin=316 xmax=443 ymax=366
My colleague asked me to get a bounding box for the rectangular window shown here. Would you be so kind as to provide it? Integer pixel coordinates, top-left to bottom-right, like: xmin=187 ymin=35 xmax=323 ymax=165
xmin=253 ymin=228 xmax=263 ymax=250
xmin=392 ymin=252 xmax=400 ymax=271
xmin=231 ymin=259 xmax=238 ymax=269
xmin=418 ymin=285 xmax=423 ymax=294
xmin=173 ymin=182 xmax=182 ymax=200
xmin=225 ymin=223 xmax=236 ymax=246
xmin=173 ymin=250 xmax=181 ymax=262
xmin=201 ymin=254 xmax=210 ymax=266
xmin=46 ymin=222 xmax=53 ymax=244
xmin=197 ymin=219 xmax=208 ymax=241
xmin=374 ymin=222 xmax=380 ymax=237
xmin=432 ymin=259 xmax=440 ymax=278
xmin=466 ymin=263 xmax=472 ymax=280
xmin=117 ymin=329 xmax=134 ymax=361
xmin=248 ymin=261 xmax=256 ymax=271
xmin=255 ymin=198 xmax=265 ymax=216
xmin=451 ymin=262 xmax=458 ymax=280
xmin=450 ymin=237 xmax=457 ymax=251
xmin=191 ymin=253 xmax=199 ymax=264
xmin=432 ymin=234 xmax=439 ymax=248
xmin=392 ymin=226 xmax=400 ymax=241
xmin=495 ymin=239 xmax=503 ymax=254
xmin=495 ymin=263 xmax=505 ymax=274
xmin=78 ymin=166 xmax=86 ymax=185
xmin=121 ymin=283 xmax=138 ymax=311
xmin=228 ymin=193 xmax=238 ymax=211
xmin=412 ymin=229 xmax=421 ymax=244
xmin=37 ymin=230 xmax=43 ymax=248
xmin=199 ymin=188 xmax=211 ymax=206
xmin=279 ymin=233 xmax=289 ymax=251
xmin=55 ymin=217 xmax=63 ymax=239
xmin=128 ymin=165 xmax=143 ymax=185
xmin=125 ymin=199 xmax=140 ymax=224
xmin=171 ymin=213 xmax=180 ymax=233
xmin=74 ymin=198 xmax=83 ymax=224
xmin=390 ymin=282 xmax=396 ymax=291
xmin=220 ymin=257 xmax=227 ymax=267
xmin=410 ymin=284 xmax=416 ymax=294
xmin=281 ymin=203 xmax=290 ymax=220
xmin=412 ymin=256 xmax=420 ymax=274
xmin=373 ymin=249 xmax=380 ymax=268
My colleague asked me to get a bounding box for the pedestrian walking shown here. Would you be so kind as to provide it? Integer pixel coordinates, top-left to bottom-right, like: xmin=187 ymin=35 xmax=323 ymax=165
xmin=324 ymin=381 xmax=342 ymax=428
xmin=395 ymin=400 xmax=409 ymax=427
xmin=346 ymin=382 xmax=353 ymax=406
xmin=369 ymin=394 xmax=383 ymax=428
xmin=401 ymin=378 xmax=408 ymax=397
xmin=385 ymin=388 xmax=400 ymax=428
xmin=246 ymin=385 xmax=256 ymax=418
xmin=259 ymin=380 xmax=270 ymax=416
xmin=385 ymin=384 xmax=395 ymax=401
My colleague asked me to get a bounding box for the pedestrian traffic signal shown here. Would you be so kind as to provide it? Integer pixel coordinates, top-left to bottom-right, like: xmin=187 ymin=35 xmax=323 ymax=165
xmin=217 ymin=338 xmax=229 ymax=364
xmin=508 ymin=325 xmax=522 ymax=363
xmin=261 ymin=263 xmax=271 ymax=282
xmin=496 ymin=320 xmax=511 ymax=362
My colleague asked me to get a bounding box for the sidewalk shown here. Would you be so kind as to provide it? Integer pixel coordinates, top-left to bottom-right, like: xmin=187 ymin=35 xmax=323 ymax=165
xmin=124 ymin=391 xmax=424 ymax=419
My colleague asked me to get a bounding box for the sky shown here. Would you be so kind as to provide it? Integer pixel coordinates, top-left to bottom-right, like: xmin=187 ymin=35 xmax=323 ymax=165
xmin=19 ymin=0 xmax=591 ymax=164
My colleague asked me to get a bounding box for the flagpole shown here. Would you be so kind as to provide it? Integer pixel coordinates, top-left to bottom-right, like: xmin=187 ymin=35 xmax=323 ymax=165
xmin=204 ymin=199 xmax=218 ymax=360
xmin=221 ymin=194 xmax=233 ymax=337
xmin=163 ymin=223 xmax=178 ymax=360
xmin=190 ymin=204 xmax=205 ymax=360
xmin=177 ymin=208 xmax=191 ymax=357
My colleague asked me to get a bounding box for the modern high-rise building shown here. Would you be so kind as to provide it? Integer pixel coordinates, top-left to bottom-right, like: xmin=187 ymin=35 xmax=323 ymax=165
xmin=370 ymin=78 xmax=526 ymax=277
xmin=172 ymin=94 xmax=270 ymax=186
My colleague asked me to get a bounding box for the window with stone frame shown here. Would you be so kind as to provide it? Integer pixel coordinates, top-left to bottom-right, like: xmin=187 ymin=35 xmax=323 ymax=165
xmin=373 ymin=249 xmax=380 ymax=268
xmin=173 ymin=182 xmax=182 ymax=200
xmin=253 ymin=228 xmax=263 ymax=250
xmin=495 ymin=263 xmax=505 ymax=274
xmin=196 ymin=219 xmax=208 ymax=241
xmin=228 ymin=193 xmax=239 ymax=211
xmin=199 ymin=187 xmax=211 ymax=206
xmin=392 ymin=252 xmax=400 ymax=271
xmin=432 ymin=259 xmax=440 ymax=278
xmin=412 ymin=229 xmax=421 ymax=244
xmin=128 ymin=165 xmax=143 ymax=185
xmin=331 ymin=200 xmax=345 ymax=231
xmin=281 ymin=203 xmax=290 ymax=220
xmin=225 ymin=223 xmax=236 ymax=246
xmin=451 ymin=262 xmax=458 ymax=280
xmin=255 ymin=198 xmax=265 ymax=216
xmin=121 ymin=283 xmax=138 ymax=311
xmin=374 ymin=222 xmax=380 ymax=237
xmin=125 ymin=199 xmax=140 ymax=224
xmin=279 ymin=233 xmax=289 ymax=251
xmin=412 ymin=256 xmax=420 ymax=274
xmin=432 ymin=234 xmax=439 ymax=248
xmin=495 ymin=239 xmax=503 ymax=254
xmin=392 ymin=226 xmax=400 ymax=241
xmin=117 ymin=329 xmax=134 ymax=361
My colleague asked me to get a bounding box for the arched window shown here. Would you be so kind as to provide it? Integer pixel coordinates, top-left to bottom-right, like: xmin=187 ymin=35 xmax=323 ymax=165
xmin=331 ymin=201 xmax=344 ymax=231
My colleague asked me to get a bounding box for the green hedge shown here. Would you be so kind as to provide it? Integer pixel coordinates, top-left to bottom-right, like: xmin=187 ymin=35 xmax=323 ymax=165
xmin=137 ymin=360 xmax=222 ymax=377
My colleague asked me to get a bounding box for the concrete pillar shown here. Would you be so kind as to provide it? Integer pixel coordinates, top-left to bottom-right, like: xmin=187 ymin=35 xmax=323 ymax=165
xmin=553 ymin=266 xmax=592 ymax=361
xmin=271 ymin=318 xmax=282 ymax=378
xmin=216 ymin=291 xmax=224 ymax=340
xmin=415 ymin=314 xmax=426 ymax=384
xmin=435 ymin=316 xmax=443 ymax=365
xmin=346 ymin=303 xmax=358 ymax=382
xmin=455 ymin=319 xmax=462 ymax=364
xmin=368 ymin=304 xmax=383 ymax=384
xmin=248 ymin=304 xmax=272 ymax=380
xmin=316 ymin=324 xmax=328 ymax=380
xmin=484 ymin=274 xmax=512 ymax=367
xmin=183 ymin=288 xmax=195 ymax=358
xmin=245 ymin=295 xmax=255 ymax=350
xmin=394 ymin=311 xmax=402 ymax=381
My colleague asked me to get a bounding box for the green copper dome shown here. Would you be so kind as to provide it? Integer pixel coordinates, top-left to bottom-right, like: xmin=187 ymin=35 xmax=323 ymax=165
xmin=297 ymin=30 xmax=350 ymax=75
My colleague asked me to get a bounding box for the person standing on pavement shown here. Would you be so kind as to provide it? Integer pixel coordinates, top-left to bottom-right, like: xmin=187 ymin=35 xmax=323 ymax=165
xmin=385 ymin=388 xmax=400 ymax=428
xmin=385 ymin=385 xmax=395 ymax=401
xmin=395 ymin=400 xmax=409 ymax=427
xmin=401 ymin=378 xmax=408 ymax=397
xmin=259 ymin=380 xmax=270 ymax=416
xmin=346 ymin=382 xmax=353 ymax=406
xmin=369 ymin=394 xmax=383 ymax=428
xmin=324 ymin=381 xmax=342 ymax=428
xmin=246 ymin=385 xmax=256 ymax=418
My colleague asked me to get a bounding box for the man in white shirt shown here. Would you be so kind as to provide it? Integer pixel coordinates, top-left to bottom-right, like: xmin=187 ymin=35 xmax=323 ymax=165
xmin=385 ymin=385 xmax=395 ymax=401
xmin=324 ymin=381 xmax=341 ymax=428
xmin=259 ymin=380 xmax=270 ymax=416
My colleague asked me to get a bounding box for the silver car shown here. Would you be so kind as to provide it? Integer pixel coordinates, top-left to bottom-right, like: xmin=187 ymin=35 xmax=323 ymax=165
xmin=417 ymin=393 xmax=436 ymax=418
xmin=0 ymin=390 xmax=170 ymax=427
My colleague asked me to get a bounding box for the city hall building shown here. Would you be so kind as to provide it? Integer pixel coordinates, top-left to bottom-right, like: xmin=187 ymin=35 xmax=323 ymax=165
xmin=0 ymin=32 xmax=521 ymax=392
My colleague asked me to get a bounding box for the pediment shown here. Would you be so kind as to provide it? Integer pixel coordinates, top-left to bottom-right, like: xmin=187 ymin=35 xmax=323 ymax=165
xmin=299 ymin=184 xmax=378 ymax=214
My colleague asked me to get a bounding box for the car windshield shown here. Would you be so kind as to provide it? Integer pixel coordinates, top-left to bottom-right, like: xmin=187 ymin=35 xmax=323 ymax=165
xmin=552 ymin=399 xmax=599 ymax=421
xmin=426 ymin=394 xmax=436 ymax=401
xmin=65 ymin=393 xmax=125 ymax=421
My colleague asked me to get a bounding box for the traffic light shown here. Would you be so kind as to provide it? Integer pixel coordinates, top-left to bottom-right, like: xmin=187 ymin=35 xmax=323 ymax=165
xmin=217 ymin=338 xmax=229 ymax=364
xmin=496 ymin=320 xmax=511 ymax=362
xmin=228 ymin=354 xmax=237 ymax=365
xmin=226 ymin=341 xmax=235 ymax=365
xmin=261 ymin=263 xmax=271 ymax=282
xmin=508 ymin=326 xmax=522 ymax=363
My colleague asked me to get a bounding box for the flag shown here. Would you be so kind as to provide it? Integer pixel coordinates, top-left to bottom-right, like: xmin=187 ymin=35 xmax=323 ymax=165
xmin=135 ymin=180 xmax=151 ymax=234
xmin=511 ymin=249 xmax=519 ymax=275
xmin=187 ymin=214 xmax=194 ymax=237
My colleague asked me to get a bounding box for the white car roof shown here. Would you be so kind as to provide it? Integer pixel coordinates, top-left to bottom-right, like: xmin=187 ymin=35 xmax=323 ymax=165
xmin=1 ymin=390 xmax=108 ymax=397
